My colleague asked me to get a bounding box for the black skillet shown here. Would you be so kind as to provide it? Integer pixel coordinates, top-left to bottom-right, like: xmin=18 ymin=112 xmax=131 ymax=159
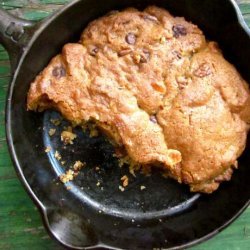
xmin=1 ymin=0 xmax=250 ymax=249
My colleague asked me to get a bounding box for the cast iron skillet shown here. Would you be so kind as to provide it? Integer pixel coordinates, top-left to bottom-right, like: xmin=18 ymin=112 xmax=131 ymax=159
xmin=1 ymin=0 xmax=250 ymax=249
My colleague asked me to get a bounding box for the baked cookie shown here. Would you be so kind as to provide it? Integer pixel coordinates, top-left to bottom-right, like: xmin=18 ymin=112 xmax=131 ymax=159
xmin=27 ymin=6 xmax=250 ymax=193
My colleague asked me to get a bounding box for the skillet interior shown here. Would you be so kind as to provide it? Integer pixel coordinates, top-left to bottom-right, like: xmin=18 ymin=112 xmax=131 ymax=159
xmin=7 ymin=0 xmax=250 ymax=249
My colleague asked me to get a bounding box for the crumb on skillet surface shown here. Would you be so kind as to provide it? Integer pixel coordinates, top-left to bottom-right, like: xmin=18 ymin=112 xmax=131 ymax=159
xmin=59 ymin=160 xmax=85 ymax=184
xmin=61 ymin=126 xmax=77 ymax=145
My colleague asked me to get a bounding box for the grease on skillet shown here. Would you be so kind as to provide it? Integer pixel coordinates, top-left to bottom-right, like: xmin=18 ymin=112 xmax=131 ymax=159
xmin=27 ymin=6 xmax=250 ymax=193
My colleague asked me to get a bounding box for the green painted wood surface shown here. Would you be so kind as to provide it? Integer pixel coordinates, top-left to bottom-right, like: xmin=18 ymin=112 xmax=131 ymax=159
xmin=0 ymin=0 xmax=249 ymax=249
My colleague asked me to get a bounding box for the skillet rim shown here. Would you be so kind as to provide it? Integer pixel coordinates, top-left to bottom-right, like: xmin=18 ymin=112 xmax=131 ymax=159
xmin=4 ymin=0 xmax=250 ymax=249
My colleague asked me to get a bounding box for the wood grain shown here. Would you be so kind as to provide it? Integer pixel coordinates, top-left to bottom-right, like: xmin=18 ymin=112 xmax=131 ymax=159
xmin=0 ymin=1 xmax=249 ymax=249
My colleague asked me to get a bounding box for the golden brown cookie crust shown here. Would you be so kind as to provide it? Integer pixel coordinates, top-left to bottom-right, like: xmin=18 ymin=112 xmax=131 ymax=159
xmin=27 ymin=6 xmax=250 ymax=193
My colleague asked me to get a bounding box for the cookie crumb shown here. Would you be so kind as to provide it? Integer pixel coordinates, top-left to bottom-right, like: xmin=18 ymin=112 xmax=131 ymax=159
xmin=89 ymin=124 xmax=99 ymax=137
xmin=61 ymin=126 xmax=77 ymax=145
xmin=48 ymin=128 xmax=56 ymax=136
xmin=90 ymin=129 xmax=99 ymax=137
xmin=54 ymin=150 xmax=62 ymax=160
xmin=140 ymin=185 xmax=146 ymax=190
xmin=60 ymin=169 xmax=74 ymax=183
xmin=45 ymin=146 xmax=51 ymax=153
xmin=121 ymin=175 xmax=129 ymax=187
xmin=119 ymin=185 xmax=125 ymax=192
xmin=96 ymin=181 xmax=100 ymax=187
xmin=73 ymin=160 xmax=85 ymax=171
xmin=50 ymin=118 xmax=61 ymax=126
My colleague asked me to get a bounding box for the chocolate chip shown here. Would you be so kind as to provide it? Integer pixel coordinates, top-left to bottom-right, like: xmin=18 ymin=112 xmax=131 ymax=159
xmin=118 ymin=49 xmax=132 ymax=57
xmin=172 ymin=25 xmax=187 ymax=38
xmin=89 ymin=47 xmax=99 ymax=56
xmin=143 ymin=14 xmax=158 ymax=22
xmin=125 ymin=33 xmax=136 ymax=45
xmin=150 ymin=115 xmax=157 ymax=123
xmin=52 ymin=66 xmax=66 ymax=78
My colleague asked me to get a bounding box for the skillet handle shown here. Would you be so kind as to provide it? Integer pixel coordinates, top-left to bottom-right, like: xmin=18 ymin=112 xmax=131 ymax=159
xmin=0 ymin=8 xmax=36 ymax=72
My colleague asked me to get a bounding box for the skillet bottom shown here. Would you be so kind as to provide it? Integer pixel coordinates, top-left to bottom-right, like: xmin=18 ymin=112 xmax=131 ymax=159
xmin=43 ymin=110 xmax=200 ymax=220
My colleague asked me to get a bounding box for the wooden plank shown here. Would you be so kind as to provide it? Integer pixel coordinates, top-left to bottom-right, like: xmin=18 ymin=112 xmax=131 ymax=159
xmin=0 ymin=1 xmax=249 ymax=249
xmin=0 ymin=1 xmax=67 ymax=249
xmin=239 ymin=3 xmax=250 ymax=14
